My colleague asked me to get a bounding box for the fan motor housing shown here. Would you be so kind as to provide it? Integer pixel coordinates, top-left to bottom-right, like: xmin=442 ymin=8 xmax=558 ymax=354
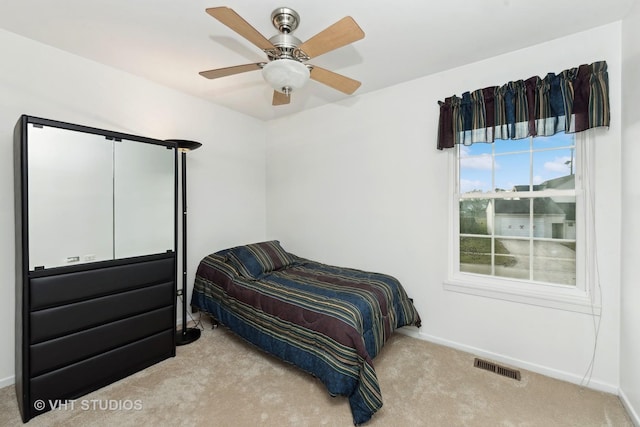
xmin=268 ymin=33 xmax=303 ymax=60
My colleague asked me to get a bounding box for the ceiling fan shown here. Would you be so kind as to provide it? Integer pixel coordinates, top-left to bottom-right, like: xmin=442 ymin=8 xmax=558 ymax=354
xmin=199 ymin=6 xmax=365 ymax=106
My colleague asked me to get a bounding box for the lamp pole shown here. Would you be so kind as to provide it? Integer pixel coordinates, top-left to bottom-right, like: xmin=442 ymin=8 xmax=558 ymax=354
xmin=166 ymin=139 xmax=202 ymax=346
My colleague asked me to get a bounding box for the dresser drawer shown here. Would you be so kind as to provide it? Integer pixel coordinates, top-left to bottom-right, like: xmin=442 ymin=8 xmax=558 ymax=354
xmin=30 ymin=330 xmax=174 ymax=416
xmin=30 ymin=256 xmax=175 ymax=310
xmin=30 ymin=306 xmax=174 ymax=376
xmin=30 ymin=281 xmax=174 ymax=344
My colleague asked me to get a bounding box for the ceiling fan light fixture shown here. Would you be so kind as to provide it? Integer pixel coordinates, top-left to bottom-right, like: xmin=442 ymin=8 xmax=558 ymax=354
xmin=262 ymin=59 xmax=310 ymax=94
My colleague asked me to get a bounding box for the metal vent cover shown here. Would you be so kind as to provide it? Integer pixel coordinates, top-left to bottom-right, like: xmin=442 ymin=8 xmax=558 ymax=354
xmin=474 ymin=358 xmax=521 ymax=381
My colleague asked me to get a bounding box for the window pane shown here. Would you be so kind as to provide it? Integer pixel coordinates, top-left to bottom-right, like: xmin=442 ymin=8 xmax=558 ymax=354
xmin=460 ymin=236 xmax=492 ymax=275
xmin=494 ymin=153 xmax=530 ymax=191
xmin=460 ymin=163 xmax=492 ymax=193
xmin=532 ymin=241 xmax=576 ymax=285
xmin=459 ymin=145 xmax=492 ymax=193
xmin=495 ymin=238 xmax=529 ymax=280
xmin=532 ymin=197 xmax=576 ymax=239
xmin=532 ymin=133 xmax=574 ymax=150
xmin=461 ymin=143 xmax=492 ymax=156
xmin=495 ymin=138 xmax=529 ymax=154
xmin=492 ymin=198 xmax=531 ymax=237
xmin=460 ymin=199 xmax=489 ymax=235
xmin=532 ymin=149 xmax=575 ymax=190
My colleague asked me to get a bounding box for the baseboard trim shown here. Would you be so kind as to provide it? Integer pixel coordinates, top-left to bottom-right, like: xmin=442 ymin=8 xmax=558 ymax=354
xmin=0 ymin=374 xmax=15 ymax=389
xmin=411 ymin=330 xmax=619 ymax=395
xmin=619 ymin=388 xmax=640 ymax=427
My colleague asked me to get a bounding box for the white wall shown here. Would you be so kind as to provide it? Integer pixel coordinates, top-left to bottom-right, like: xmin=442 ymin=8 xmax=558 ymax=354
xmin=620 ymin=2 xmax=640 ymax=423
xmin=267 ymin=23 xmax=623 ymax=393
xmin=0 ymin=29 xmax=267 ymax=386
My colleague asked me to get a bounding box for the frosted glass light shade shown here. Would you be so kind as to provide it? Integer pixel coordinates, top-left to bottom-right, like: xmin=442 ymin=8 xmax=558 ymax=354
xmin=262 ymin=59 xmax=310 ymax=93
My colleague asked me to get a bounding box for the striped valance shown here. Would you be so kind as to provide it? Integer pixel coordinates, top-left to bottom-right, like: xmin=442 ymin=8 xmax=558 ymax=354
xmin=437 ymin=61 xmax=610 ymax=150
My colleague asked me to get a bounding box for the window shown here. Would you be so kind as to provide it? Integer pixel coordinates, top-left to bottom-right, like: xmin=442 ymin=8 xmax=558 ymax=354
xmin=445 ymin=132 xmax=599 ymax=314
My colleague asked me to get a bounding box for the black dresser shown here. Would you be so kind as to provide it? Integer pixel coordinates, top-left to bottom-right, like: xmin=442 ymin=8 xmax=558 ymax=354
xmin=14 ymin=115 xmax=178 ymax=422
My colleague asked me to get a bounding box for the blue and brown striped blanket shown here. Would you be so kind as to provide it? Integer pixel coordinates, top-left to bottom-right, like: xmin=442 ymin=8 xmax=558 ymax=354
xmin=191 ymin=244 xmax=421 ymax=425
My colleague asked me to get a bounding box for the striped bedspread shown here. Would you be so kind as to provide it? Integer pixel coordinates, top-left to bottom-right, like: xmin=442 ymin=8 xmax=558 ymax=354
xmin=191 ymin=249 xmax=421 ymax=425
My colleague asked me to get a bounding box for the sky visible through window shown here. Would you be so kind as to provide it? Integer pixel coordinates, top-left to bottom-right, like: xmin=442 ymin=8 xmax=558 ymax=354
xmin=460 ymin=133 xmax=575 ymax=193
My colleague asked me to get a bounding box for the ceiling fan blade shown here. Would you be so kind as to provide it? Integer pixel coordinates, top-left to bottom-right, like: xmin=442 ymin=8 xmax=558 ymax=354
xmin=199 ymin=63 xmax=263 ymax=79
xmin=310 ymin=66 xmax=361 ymax=95
xmin=298 ymin=16 xmax=365 ymax=59
xmin=272 ymin=91 xmax=290 ymax=106
xmin=206 ymin=7 xmax=275 ymax=51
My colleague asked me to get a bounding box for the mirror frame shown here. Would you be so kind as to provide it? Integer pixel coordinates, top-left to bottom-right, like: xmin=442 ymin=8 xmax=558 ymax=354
xmin=16 ymin=115 xmax=178 ymax=271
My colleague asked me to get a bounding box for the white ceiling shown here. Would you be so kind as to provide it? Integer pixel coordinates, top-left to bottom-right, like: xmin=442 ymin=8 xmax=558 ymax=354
xmin=0 ymin=0 xmax=634 ymax=121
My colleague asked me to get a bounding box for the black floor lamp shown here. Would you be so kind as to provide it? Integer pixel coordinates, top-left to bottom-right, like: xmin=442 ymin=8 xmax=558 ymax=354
xmin=167 ymin=139 xmax=202 ymax=346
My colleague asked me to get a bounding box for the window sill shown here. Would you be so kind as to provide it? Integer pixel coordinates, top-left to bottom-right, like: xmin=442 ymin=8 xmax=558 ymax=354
xmin=443 ymin=276 xmax=601 ymax=315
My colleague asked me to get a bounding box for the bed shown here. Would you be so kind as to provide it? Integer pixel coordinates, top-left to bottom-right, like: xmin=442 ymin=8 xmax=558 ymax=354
xmin=190 ymin=240 xmax=421 ymax=425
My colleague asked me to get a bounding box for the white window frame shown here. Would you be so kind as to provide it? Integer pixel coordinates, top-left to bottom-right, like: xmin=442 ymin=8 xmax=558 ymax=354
xmin=444 ymin=132 xmax=600 ymax=315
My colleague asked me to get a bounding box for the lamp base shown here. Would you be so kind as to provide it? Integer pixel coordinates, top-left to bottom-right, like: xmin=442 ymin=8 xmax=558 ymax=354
xmin=176 ymin=327 xmax=201 ymax=346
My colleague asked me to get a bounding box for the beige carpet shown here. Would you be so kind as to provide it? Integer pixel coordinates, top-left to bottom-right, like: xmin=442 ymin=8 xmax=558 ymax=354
xmin=0 ymin=317 xmax=632 ymax=427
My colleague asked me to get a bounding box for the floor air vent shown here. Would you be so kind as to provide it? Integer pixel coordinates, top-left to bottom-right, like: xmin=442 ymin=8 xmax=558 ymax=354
xmin=474 ymin=358 xmax=521 ymax=381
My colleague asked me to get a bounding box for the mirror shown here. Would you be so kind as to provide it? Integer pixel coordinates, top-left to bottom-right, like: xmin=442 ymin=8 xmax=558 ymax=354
xmin=114 ymin=139 xmax=175 ymax=259
xmin=26 ymin=122 xmax=175 ymax=270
